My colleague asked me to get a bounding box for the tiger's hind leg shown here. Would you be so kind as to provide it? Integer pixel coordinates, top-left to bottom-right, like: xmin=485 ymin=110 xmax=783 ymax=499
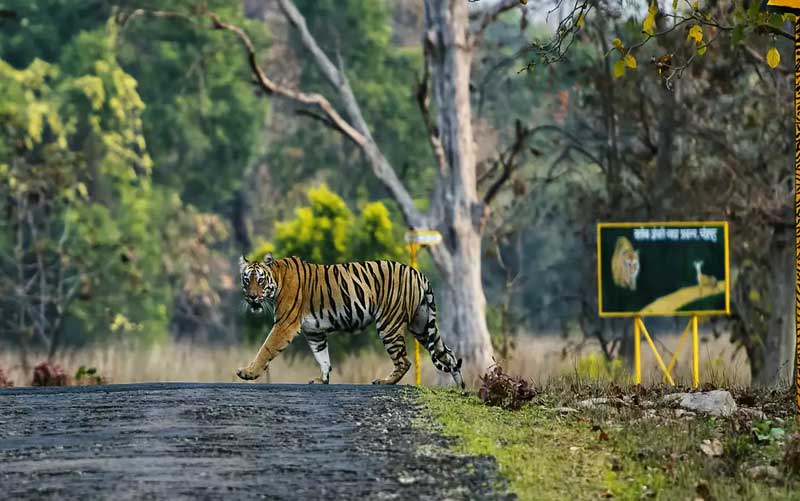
xmin=409 ymin=298 xmax=465 ymax=389
xmin=373 ymin=325 xmax=411 ymax=385
xmin=303 ymin=332 xmax=331 ymax=384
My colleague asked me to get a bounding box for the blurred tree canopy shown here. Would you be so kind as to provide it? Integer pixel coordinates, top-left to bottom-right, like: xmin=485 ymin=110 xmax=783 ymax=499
xmin=0 ymin=0 xmax=269 ymax=358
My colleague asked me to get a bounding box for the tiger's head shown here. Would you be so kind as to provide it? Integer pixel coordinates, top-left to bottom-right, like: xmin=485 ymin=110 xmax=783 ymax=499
xmin=239 ymin=253 xmax=277 ymax=313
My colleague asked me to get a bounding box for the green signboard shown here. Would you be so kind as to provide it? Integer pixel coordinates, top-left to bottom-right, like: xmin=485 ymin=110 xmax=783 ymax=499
xmin=597 ymin=222 xmax=730 ymax=317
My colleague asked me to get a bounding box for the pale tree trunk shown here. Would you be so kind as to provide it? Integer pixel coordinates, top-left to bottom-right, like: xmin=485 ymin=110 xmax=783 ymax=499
xmin=750 ymin=228 xmax=795 ymax=387
xmin=437 ymin=235 xmax=494 ymax=383
xmin=424 ymin=0 xmax=494 ymax=382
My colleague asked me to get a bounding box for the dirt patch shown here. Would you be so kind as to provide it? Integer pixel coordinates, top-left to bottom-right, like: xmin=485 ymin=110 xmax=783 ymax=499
xmin=0 ymin=383 xmax=512 ymax=500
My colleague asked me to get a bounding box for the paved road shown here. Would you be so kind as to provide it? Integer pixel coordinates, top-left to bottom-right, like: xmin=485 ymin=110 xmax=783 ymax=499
xmin=0 ymin=383 xmax=511 ymax=500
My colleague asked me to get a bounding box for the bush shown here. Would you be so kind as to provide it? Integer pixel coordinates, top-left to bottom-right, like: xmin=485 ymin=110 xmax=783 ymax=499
xmin=478 ymin=364 xmax=535 ymax=410
xmin=74 ymin=365 xmax=106 ymax=386
xmin=32 ymin=361 xmax=69 ymax=386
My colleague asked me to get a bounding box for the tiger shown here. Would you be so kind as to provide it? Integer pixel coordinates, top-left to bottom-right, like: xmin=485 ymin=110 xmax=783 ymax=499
xmin=611 ymin=236 xmax=640 ymax=291
xmin=237 ymin=253 xmax=465 ymax=388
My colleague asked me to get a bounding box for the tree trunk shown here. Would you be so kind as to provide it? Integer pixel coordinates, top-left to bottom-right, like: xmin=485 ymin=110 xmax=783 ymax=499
xmin=750 ymin=228 xmax=794 ymax=387
xmin=438 ymin=228 xmax=494 ymax=383
xmin=424 ymin=0 xmax=494 ymax=383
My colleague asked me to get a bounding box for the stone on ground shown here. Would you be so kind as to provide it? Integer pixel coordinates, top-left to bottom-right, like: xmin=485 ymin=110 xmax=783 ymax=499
xmin=663 ymin=390 xmax=737 ymax=417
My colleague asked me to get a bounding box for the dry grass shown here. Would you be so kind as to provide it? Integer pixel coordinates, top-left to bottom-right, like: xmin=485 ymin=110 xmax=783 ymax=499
xmin=497 ymin=331 xmax=750 ymax=387
xmin=0 ymin=330 xmax=749 ymax=388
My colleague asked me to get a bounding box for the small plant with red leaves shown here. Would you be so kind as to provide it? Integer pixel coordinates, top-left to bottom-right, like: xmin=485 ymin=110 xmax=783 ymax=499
xmin=32 ymin=361 xmax=69 ymax=386
xmin=0 ymin=368 xmax=13 ymax=387
xmin=478 ymin=364 xmax=536 ymax=410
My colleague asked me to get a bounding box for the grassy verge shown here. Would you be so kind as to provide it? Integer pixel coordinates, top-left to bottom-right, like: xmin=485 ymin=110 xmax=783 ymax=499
xmin=418 ymin=383 xmax=798 ymax=500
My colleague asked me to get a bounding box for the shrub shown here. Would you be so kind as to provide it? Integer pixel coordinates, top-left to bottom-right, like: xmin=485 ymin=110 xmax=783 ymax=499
xmin=74 ymin=365 xmax=106 ymax=386
xmin=32 ymin=361 xmax=69 ymax=386
xmin=478 ymin=364 xmax=536 ymax=410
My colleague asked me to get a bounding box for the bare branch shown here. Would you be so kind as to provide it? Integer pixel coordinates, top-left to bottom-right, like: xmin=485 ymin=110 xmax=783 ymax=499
xmin=274 ymin=0 xmax=426 ymax=229
xmin=483 ymin=120 xmax=529 ymax=204
xmin=467 ymin=0 xmax=519 ymax=17
xmin=206 ymin=12 xmax=368 ymax=148
xmin=468 ymin=0 xmax=522 ymax=43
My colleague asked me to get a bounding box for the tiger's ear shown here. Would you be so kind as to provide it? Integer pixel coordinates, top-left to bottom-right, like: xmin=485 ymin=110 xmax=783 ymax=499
xmin=262 ymin=252 xmax=274 ymax=266
xmin=239 ymin=255 xmax=248 ymax=272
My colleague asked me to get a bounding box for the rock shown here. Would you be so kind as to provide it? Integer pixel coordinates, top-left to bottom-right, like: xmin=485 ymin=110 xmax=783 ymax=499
xmin=663 ymin=390 xmax=737 ymax=417
xmin=746 ymin=465 xmax=781 ymax=481
xmin=576 ymin=397 xmax=610 ymax=408
xmin=699 ymin=439 xmax=723 ymax=457
xmin=553 ymin=407 xmax=578 ymax=414
xmin=576 ymin=397 xmax=628 ymax=409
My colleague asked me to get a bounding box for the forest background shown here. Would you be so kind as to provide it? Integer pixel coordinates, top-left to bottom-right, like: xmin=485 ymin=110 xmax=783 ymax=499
xmin=0 ymin=0 xmax=793 ymax=388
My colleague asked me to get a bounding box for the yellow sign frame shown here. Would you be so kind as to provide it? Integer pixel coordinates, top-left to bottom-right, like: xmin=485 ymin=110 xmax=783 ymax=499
xmin=596 ymin=221 xmax=731 ymax=318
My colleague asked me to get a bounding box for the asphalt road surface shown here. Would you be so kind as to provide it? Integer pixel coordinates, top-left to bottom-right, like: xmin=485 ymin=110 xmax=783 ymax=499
xmin=0 ymin=383 xmax=512 ymax=500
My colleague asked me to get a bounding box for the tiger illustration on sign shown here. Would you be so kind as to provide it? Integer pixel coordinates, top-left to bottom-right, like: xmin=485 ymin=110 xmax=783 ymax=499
xmin=611 ymin=236 xmax=640 ymax=291
xmin=237 ymin=253 xmax=464 ymax=388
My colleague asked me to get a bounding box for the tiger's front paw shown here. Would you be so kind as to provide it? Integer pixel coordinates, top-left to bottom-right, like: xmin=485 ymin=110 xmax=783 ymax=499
xmin=236 ymin=365 xmax=261 ymax=381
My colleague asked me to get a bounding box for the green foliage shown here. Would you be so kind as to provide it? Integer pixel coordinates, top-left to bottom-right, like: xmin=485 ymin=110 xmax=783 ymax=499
xmin=0 ymin=25 xmax=170 ymax=344
xmin=254 ymin=184 xmax=404 ymax=264
xmin=115 ymin=2 xmax=269 ymax=209
xmin=74 ymin=365 xmax=106 ymax=385
xmin=0 ymin=6 xmax=240 ymax=350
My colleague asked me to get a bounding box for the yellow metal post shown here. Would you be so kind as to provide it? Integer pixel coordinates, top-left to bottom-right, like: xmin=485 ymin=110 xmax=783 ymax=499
xmin=692 ymin=315 xmax=700 ymax=389
xmin=664 ymin=318 xmax=692 ymax=383
xmin=408 ymin=242 xmax=421 ymax=386
xmin=634 ymin=316 xmax=641 ymax=385
xmin=638 ymin=318 xmax=675 ymax=386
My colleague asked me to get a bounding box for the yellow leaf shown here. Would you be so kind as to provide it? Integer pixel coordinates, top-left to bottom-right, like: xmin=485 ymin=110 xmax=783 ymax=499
xmin=76 ymin=182 xmax=89 ymax=199
xmin=697 ymin=45 xmax=707 ymax=56
xmin=612 ymin=37 xmax=624 ymax=51
xmin=766 ymin=47 xmax=780 ymax=69
xmin=642 ymin=4 xmax=657 ymax=36
xmin=576 ymin=13 xmax=585 ymax=29
xmin=612 ymin=59 xmax=626 ymax=78
xmin=692 ymin=1 xmax=699 ymax=9
xmin=687 ymin=25 xmax=703 ymax=44
xmin=625 ymin=54 xmax=637 ymax=69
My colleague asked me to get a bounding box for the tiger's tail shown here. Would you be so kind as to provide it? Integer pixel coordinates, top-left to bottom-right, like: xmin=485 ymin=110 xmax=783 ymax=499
xmin=413 ymin=275 xmax=464 ymax=389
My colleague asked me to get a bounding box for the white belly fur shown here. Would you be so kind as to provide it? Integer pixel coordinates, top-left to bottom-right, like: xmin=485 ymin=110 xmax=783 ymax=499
xmin=300 ymin=311 xmax=375 ymax=334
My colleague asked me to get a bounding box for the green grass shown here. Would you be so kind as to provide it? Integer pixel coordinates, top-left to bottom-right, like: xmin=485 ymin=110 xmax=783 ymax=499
xmin=418 ymin=385 xmax=799 ymax=501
